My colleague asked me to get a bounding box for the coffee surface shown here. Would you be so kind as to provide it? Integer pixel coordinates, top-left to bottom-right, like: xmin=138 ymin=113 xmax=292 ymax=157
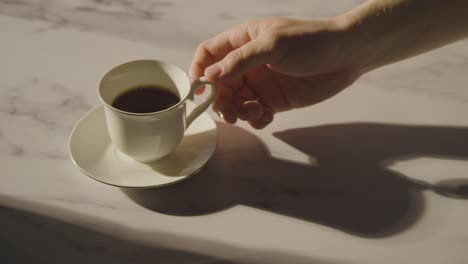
xmin=112 ymin=85 xmax=180 ymax=113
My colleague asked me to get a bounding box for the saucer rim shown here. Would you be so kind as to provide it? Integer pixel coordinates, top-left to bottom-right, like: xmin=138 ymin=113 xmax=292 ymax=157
xmin=68 ymin=104 xmax=218 ymax=189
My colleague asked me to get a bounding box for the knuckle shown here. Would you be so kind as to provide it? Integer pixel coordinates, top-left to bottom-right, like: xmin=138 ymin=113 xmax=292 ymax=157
xmin=237 ymin=22 xmax=251 ymax=33
xmin=268 ymin=31 xmax=286 ymax=49
xmin=196 ymin=42 xmax=207 ymax=53
xmin=226 ymin=49 xmax=244 ymax=68
xmin=260 ymin=34 xmax=281 ymax=59
xmin=196 ymin=41 xmax=214 ymax=59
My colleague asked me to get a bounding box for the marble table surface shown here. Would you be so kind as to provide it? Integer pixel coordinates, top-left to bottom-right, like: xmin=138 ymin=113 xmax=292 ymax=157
xmin=1 ymin=1 xmax=468 ymax=263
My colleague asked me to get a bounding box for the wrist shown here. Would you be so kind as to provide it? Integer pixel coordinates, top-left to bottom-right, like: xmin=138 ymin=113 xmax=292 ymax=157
xmin=326 ymin=14 xmax=369 ymax=77
xmin=333 ymin=5 xmax=394 ymax=75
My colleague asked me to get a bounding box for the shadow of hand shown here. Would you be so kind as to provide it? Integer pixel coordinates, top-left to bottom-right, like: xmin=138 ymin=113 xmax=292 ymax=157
xmin=123 ymin=122 xmax=468 ymax=237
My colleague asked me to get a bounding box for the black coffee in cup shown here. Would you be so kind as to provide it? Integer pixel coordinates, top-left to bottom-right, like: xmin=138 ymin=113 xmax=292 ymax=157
xmin=112 ymin=85 xmax=180 ymax=113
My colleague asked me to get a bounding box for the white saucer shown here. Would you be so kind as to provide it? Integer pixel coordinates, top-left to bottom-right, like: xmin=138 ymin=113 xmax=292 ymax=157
xmin=69 ymin=102 xmax=217 ymax=188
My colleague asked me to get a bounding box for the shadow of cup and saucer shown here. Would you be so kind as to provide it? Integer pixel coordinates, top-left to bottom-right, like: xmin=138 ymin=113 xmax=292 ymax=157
xmin=123 ymin=122 xmax=468 ymax=238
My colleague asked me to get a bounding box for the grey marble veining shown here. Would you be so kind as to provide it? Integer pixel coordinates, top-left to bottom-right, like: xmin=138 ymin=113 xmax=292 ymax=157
xmin=0 ymin=1 xmax=468 ymax=263
xmin=2 ymin=0 xmax=467 ymax=103
xmin=0 ymin=0 xmax=364 ymax=49
xmin=0 ymin=77 xmax=91 ymax=160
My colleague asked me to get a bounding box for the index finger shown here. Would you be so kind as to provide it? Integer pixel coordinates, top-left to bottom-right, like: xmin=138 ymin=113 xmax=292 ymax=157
xmin=189 ymin=23 xmax=255 ymax=85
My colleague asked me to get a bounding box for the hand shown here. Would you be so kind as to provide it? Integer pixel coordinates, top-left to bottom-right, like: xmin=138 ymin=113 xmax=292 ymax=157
xmin=191 ymin=0 xmax=468 ymax=129
xmin=190 ymin=17 xmax=362 ymax=129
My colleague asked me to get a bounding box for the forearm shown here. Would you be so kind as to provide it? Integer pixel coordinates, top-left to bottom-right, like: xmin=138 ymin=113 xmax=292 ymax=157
xmin=338 ymin=0 xmax=468 ymax=73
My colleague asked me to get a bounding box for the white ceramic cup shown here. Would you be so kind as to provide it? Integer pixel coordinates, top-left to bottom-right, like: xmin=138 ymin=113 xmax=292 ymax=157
xmin=98 ymin=60 xmax=216 ymax=162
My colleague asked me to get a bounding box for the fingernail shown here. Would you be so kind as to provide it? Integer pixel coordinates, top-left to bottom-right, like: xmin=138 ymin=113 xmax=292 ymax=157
xmin=216 ymin=110 xmax=224 ymax=119
xmin=223 ymin=111 xmax=237 ymax=124
xmin=205 ymin=64 xmax=221 ymax=80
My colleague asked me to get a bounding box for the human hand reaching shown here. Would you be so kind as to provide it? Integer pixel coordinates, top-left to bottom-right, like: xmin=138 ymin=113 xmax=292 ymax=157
xmin=189 ymin=18 xmax=361 ymax=129
xmin=190 ymin=0 xmax=468 ymax=129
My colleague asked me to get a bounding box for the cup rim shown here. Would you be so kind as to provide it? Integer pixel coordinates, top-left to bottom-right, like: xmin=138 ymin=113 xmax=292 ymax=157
xmin=98 ymin=59 xmax=191 ymax=116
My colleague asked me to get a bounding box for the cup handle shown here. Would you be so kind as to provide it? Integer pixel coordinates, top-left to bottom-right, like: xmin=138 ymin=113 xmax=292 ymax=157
xmin=186 ymin=76 xmax=217 ymax=128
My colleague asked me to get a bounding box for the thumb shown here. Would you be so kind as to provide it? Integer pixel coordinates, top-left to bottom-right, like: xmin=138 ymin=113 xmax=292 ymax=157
xmin=205 ymin=38 xmax=272 ymax=80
